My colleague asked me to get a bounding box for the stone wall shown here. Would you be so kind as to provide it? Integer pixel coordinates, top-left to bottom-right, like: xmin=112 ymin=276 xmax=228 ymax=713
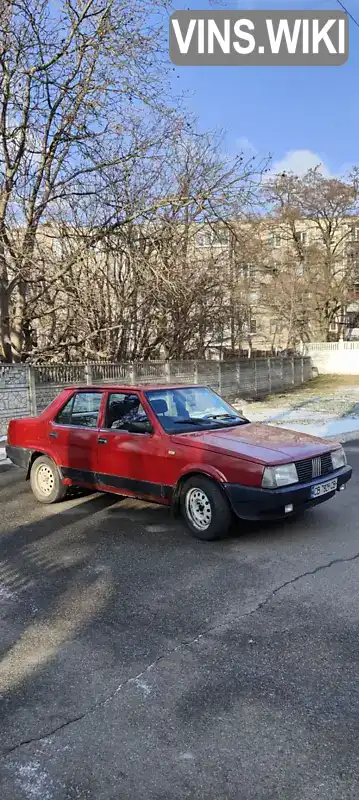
xmin=0 ymin=366 xmax=31 ymax=437
xmin=0 ymin=357 xmax=313 ymax=437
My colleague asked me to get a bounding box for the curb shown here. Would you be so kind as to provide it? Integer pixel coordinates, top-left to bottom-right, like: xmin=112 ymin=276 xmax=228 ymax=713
xmin=0 ymin=441 xmax=8 ymax=464
xmin=328 ymin=430 xmax=359 ymax=444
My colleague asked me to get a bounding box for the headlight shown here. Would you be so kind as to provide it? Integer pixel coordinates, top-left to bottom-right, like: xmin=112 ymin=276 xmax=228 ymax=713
xmin=331 ymin=447 xmax=347 ymax=470
xmin=262 ymin=463 xmax=298 ymax=489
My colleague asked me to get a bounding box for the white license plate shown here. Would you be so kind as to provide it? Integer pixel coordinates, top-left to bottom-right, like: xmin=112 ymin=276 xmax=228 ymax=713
xmin=311 ymin=478 xmax=337 ymax=498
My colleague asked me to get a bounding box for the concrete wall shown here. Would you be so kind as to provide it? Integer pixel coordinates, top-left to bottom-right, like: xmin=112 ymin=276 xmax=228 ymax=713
xmin=0 ymin=366 xmax=32 ymax=437
xmin=304 ymin=343 xmax=359 ymax=375
xmin=0 ymin=357 xmax=313 ymax=437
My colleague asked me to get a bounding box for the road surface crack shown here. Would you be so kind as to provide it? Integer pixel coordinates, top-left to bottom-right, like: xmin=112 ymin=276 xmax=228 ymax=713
xmin=2 ymin=549 xmax=359 ymax=758
xmin=251 ymin=550 xmax=359 ymax=613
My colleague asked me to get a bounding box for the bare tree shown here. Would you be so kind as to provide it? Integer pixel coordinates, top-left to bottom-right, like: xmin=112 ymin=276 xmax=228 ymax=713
xmin=0 ymin=0 xmax=177 ymax=361
xmin=22 ymin=125 xmax=268 ymax=361
xmin=0 ymin=0 xmax=270 ymax=362
xmin=263 ymin=168 xmax=359 ymax=342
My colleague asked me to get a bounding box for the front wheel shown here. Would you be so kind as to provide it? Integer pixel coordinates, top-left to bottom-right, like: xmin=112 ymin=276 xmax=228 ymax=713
xmin=180 ymin=476 xmax=232 ymax=541
xmin=30 ymin=455 xmax=67 ymax=504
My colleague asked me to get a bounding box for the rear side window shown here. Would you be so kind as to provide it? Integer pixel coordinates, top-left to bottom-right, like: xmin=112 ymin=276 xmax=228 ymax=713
xmin=55 ymin=392 xmax=103 ymax=428
xmin=55 ymin=396 xmax=74 ymax=425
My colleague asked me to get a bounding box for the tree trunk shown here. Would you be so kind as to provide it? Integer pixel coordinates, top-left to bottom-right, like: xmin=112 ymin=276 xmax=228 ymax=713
xmin=11 ymin=280 xmax=26 ymax=361
xmin=0 ymin=254 xmax=12 ymax=362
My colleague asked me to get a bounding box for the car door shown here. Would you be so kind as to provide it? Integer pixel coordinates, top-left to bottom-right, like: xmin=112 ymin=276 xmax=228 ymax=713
xmin=49 ymin=390 xmax=104 ymax=483
xmin=96 ymin=391 xmax=169 ymax=501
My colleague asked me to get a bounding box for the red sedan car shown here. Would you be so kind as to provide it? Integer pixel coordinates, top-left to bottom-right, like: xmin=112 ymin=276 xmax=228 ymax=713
xmin=7 ymin=383 xmax=352 ymax=540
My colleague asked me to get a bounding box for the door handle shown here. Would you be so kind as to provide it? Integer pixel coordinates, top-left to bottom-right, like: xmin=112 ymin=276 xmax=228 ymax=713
xmin=49 ymin=432 xmax=58 ymax=439
xmin=98 ymin=437 xmax=108 ymax=444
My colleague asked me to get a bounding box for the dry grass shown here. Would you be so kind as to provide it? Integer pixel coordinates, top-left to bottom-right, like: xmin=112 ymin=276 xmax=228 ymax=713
xmin=243 ymin=374 xmax=359 ymax=411
xmin=268 ymin=374 xmax=359 ymax=402
xmin=308 ymin=374 xmax=359 ymax=390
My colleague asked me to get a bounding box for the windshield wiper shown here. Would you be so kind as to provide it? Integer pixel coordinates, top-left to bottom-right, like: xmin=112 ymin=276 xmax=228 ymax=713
xmin=173 ymin=418 xmax=211 ymax=425
xmin=172 ymin=414 xmax=249 ymax=429
xmin=204 ymin=414 xmax=238 ymax=420
xmin=204 ymin=414 xmax=249 ymax=424
xmin=172 ymin=416 xmax=240 ymax=429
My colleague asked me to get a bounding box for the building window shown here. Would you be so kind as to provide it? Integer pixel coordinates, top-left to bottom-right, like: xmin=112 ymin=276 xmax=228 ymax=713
xmin=240 ymin=264 xmax=253 ymax=280
xmin=350 ymin=226 xmax=359 ymax=242
xmin=347 ymin=311 xmax=359 ymax=328
xmin=270 ymin=319 xmax=278 ymax=335
xmin=268 ymin=232 xmax=281 ymax=248
xmin=347 ymin=250 xmax=359 ymax=277
xmin=195 ymin=227 xmax=228 ymax=248
xmin=295 ymin=231 xmax=308 ymax=245
xmin=51 ymin=239 xmax=65 ymax=257
xmin=213 ymin=228 xmax=229 ymax=246
xmin=195 ymin=230 xmax=212 ymax=248
xmin=241 ymin=317 xmax=257 ymax=334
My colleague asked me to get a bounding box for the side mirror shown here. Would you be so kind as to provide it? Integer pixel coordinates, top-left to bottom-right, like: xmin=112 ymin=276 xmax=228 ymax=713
xmin=127 ymin=420 xmax=154 ymax=434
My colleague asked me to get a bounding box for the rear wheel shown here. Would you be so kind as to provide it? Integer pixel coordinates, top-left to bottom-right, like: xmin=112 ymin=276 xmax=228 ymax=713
xmin=30 ymin=455 xmax=67 ymax=504
xmin=180 ymin=475 xmax=232 ymax=541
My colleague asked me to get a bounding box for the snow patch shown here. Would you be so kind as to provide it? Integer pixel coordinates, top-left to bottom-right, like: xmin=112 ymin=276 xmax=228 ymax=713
xmin=132 ymin=677 xmax=151 ymax=697
xmin=179 ymin=751 xmax=195 ymax=761
xmin=15 ymin=760 xmax=54 ymax=800
xmin=0 ymin=581 xmax=14 ymax=602
xmin=145 ymin=524 xmax=169 ymax=533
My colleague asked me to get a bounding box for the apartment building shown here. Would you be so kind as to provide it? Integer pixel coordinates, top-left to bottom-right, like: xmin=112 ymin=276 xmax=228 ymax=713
xmin=12 ymin=215 xmax=359 ymax=362
xmin=193 ymin=215 xmax=359 ymax=353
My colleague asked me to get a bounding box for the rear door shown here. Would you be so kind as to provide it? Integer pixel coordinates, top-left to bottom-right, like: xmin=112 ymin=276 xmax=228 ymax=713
xmin=49 ymin=390 xmax=104 ymax=483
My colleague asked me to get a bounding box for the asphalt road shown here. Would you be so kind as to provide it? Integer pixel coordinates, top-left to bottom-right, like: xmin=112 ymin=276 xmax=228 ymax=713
xmin=1 ymin=444 xmax=359 ymax=799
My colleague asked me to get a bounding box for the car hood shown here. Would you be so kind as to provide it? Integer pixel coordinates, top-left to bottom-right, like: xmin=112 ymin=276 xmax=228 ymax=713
xmin=170 ymin=423 xmax=335 ymax=465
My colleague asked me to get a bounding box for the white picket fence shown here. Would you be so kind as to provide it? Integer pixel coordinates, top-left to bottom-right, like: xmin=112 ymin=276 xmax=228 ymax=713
xmin=305 ymin=342 xmax=359 ymax=351
xmin=303 ymin=342 xmax=359 ymax=374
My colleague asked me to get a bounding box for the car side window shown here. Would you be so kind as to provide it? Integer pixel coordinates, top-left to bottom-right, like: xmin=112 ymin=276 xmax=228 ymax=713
xmin=55 ymin=392 xmax=103 ymax=428
xmin=55 ymin=396 xmax=74 ymax=425
xmin=105 ymin=393 xmax=149 ymax=431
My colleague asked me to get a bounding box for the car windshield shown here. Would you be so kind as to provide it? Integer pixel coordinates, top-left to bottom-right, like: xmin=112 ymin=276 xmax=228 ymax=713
xmin=145 ymin=387 xmax=249 ymax=434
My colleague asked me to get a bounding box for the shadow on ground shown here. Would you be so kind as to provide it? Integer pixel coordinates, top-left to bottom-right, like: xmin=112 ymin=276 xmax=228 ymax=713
xmin=0 ymin=455 xmax=358 ymax=799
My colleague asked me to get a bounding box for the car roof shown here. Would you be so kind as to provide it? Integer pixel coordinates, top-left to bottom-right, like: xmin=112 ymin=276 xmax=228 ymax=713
xmin=64 ymin=384 xmax=204 ymax=392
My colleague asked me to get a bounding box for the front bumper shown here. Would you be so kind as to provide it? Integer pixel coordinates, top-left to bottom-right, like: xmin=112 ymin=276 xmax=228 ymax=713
xmin=223 ymin=465 xmax=352 ymax=521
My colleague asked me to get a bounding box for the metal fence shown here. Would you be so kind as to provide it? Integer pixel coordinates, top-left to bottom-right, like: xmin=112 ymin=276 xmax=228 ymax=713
xmin=0 ymin=357 xmax=312 ymax=435
xmin=0 ymin=356 xmax=312 ymax=436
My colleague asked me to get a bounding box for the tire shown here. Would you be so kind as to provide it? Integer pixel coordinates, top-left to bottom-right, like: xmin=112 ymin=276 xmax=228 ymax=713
xmin=180 ymin=475 xmax=232 ymax=541
xmin=30 ymin=455 xmax=67 ymax=504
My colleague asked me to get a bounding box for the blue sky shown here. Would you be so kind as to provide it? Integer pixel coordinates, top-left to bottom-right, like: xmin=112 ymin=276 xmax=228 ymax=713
xmin=170 ymin=0 xmax=359 ymax=176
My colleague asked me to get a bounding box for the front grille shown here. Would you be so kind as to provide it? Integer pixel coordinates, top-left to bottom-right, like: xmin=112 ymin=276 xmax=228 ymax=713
xmin=321 ymin=452 xmax=334 ymax=476
xmin=295 ymin=453 xmax=333 ymax=483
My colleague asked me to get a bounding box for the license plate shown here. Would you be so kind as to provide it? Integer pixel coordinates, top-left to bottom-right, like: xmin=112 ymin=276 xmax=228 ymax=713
xmin=311 ymin=478 xmax=337 ymax=498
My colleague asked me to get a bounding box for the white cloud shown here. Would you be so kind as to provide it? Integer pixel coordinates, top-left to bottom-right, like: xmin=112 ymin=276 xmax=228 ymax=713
xmin=235 ymin=136 xmax=258 ymax=155
xmin=271 ymin=149 xmax=331 ymax=177
xmin=337 ymin=161 xmax=356 ymax=178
